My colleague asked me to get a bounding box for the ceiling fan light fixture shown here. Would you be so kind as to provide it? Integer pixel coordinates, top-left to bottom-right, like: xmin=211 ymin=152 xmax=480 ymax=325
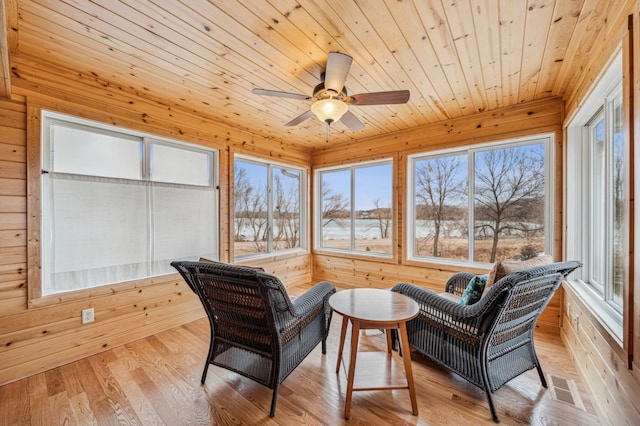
xmin=310 ymin=98 xmax=348 ymax=125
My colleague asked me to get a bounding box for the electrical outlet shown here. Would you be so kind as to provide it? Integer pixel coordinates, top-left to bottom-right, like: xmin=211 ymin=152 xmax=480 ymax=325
xmin=82 ymin=308 xmax=94 ymax=324
xmin=326 ymin=260 xmax=331 ymax=269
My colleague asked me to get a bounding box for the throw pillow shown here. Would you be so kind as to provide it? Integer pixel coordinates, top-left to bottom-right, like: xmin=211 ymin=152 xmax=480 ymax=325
xmin=459 ymin=274 xmax=489 ymax=305
xmin=486 ymin=254 xmax=553 ymax=288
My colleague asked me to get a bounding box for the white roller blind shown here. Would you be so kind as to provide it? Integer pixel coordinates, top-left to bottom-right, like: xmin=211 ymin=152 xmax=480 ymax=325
xmin=151 ymin=143 xmax=211 ymax=185
xmin=41 ymin=112 xmax=218 ymax=296
xmin=44 ymin=174 xmax=149 ymax=294
xmin=51 ymin=124 xmax=142 ymax=179
xmin=150 ymin=184 xmax=216 ymax=276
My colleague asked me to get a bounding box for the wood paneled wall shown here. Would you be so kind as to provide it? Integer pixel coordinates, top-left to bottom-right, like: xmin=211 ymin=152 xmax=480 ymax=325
xmin=0 ymin=64 xmax=313 ymax=386
xmin=310 ymin=96 xmax=565 ymax=334
xmin=563 ymin=286 xmax=640 ymax=425
xmin=561 ymin=2 xmax=640 ymax=424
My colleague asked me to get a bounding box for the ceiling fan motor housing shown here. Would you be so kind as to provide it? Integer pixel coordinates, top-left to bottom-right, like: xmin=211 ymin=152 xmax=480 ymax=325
xmin=313 ymin=82 xmax=347 ymax=101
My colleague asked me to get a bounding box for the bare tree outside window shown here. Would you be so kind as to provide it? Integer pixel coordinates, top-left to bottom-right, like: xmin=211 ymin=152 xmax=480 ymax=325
xmin=273 ymin=170 xmax=301 ymax=251
xmin=321 ymin=180 xmax=349 ymax=227
xmin=320 ymin=177 xmax=350 ymax=249
xmin=367 ymin=198 xmax=391 ymax=239
xmin=318 ymin=162 xmax=393 ymax=254
xmin=414 ymin=155 xmax=467 ymax=258
xmin=234 ymin=165 xmax=268 ymax=255
xmin=234 ymin=160 xmax=304 ymax=258
xmin=612 ymin=97 xmax=624 ymax=304
xmin=474 ymin=144 xmax=545 ymax=263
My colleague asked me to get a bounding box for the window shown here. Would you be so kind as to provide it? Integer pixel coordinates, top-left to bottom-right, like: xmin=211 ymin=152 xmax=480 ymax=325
xmin=567 ymin=52 xmax=625 ymax=324
xmin=407 ymin=136 xmax=552 ymax=265
xmin=233 ymin=156 xmax=305 ymax=259
xmin=315 ymin=160 xmax=393 ymax=256
xmin=40 ymin=111 xmax=218 ymax=296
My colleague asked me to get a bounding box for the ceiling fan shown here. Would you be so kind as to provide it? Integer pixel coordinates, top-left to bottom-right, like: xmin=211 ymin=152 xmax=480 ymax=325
xmin=252 ymin=52 xmax=410 ymax=131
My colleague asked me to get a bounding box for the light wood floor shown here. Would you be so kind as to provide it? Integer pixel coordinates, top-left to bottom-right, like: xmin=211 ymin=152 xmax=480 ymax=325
xmin=0 ymin=289 xmax=603 ymax=425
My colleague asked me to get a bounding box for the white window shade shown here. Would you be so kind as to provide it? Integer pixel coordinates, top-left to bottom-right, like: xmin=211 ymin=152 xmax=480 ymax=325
xmin=43 ymin=174 xmax=149 ymax=294
xmin=151 ymin=184 xmax=217 ymax=276
xmin=51 ymin=124 xmax=142 ymax=179
xmin=41 ymin=111 xmax=219 ymax=296
xmin=151 ymin=143 xmax=211 ymax=186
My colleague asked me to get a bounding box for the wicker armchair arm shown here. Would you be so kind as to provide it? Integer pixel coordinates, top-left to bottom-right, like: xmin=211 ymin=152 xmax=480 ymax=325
xmin=391 ymin=283 xmax=478 ymax=320
xmin=445 ymin=272 xmax=478 ymax=296
xmin=291 ymin=281 xmax=336 ymax=316
xmin=392 ymin=282 xmax=500 ymax=322
xmin=392 ymin=282 xmax=497 ymax=349
xmin=275 ymin=281 xmax=335 ymax=344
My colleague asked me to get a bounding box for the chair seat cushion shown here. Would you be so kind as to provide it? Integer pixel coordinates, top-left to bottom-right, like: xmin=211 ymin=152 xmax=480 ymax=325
xmin=459 ymin=274 xmax=488 ymax=305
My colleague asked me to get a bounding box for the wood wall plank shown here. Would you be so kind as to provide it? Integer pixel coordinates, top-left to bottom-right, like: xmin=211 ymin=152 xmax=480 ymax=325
xmin=563 ymin=285 xmax=640 ymax=424
xmin=0 ymin=0 xmax=12 ymax=99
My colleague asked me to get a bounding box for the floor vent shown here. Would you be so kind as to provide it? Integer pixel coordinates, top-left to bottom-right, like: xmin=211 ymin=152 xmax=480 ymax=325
xmin=548 ymin=375 xmax=586 ymax=411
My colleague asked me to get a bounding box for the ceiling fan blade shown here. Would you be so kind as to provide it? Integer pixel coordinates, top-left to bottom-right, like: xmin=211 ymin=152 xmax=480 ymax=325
xmin=252 ymin=88 xmax=310 ymax=101
xmin=285 ymin=110 xmax=315 ymax=126
xmin=324 ymin=52 xmax=353 ymax=93
xmin=340 ymin=110 xmax=365 ymax=131
xmin=348 ymin=90 xmax=410 ymax=105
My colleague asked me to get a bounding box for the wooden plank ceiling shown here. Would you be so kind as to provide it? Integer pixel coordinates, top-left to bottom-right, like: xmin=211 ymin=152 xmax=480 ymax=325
xmin=5 ymin=0 xmax=608 ymax=149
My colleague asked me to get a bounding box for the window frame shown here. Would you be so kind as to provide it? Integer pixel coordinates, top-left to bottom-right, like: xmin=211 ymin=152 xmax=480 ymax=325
xmin=566 ymin=51 xmax=626 ymax=339
xmin=28 ymin=109 xmax=220 ymax=306
xmin=406 ymin=134 xmax=554 ymax=268
xmin=314 ymin=158 xmax=395 ymax=259
xmin=233 ymin=154 xmax=307 ymax=261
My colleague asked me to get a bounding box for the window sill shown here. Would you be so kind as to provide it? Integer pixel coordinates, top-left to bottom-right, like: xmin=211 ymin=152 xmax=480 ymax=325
xmin=28 ymin=273 xmax=179 ymax=309
xmin=403 ymin=257 xmax=492 ymax=275
xmin=312 ymin=248 xmax=397 ymax=264
xmin=563 ymin=278 xmax=623 ymax=345
xmin=234 ymin=248 xmax=308 ymax=264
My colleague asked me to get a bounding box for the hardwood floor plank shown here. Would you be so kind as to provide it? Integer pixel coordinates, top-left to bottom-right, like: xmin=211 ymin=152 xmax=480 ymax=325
xmin=0 ymin=312 xmax=603 ymax=425
xmin=0 ymin=376 xmax=30 ymax=425
xmin=48 ymin=390 xmax=74 ymax=425
xmin=106 ymin=357 xmax=166 ymax=425
xmin=26 ymin=373 xmax=48 ymax=425
xmin=68 ymin=392 xmax=98 ymax=425
xmin=59 ymin=362 xmax=86 ymax=398
xmin=73 ymin=358 xmax=124 ymax=426
xmin=44 ymin=367 xmax=65 ymax=397
xmin=126 ymin=337 xmax=208 ymax=424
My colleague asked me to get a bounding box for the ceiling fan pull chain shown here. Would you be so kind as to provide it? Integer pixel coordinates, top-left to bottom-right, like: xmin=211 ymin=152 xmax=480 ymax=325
xmin=325 ymin=124 xmax=329 ymax=143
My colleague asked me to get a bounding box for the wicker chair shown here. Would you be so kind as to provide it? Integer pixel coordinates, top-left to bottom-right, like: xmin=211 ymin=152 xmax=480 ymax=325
xmin=171 ymin=260 xmax=336 ymax=417
xmin=391 ymin=261 xmax=582 ymax=423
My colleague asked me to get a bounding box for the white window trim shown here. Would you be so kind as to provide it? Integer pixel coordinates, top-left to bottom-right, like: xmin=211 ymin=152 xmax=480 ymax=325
xmin=234 ymin=154 xmax=307 ymax=261
xmin=565 ymin=51 xmax=624 ymax=340
xmin=406 ymin=134 xmax=554 ymax=268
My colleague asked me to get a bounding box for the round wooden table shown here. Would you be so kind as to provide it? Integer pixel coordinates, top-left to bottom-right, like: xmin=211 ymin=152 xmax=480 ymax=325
xmin=329 ymin=288 xmax=420 ymax=419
